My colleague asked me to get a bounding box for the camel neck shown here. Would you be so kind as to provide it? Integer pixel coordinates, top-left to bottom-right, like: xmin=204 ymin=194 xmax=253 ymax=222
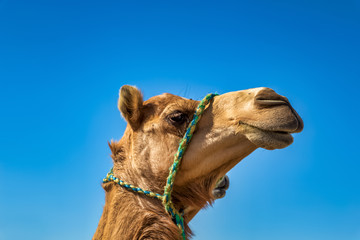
xmin=93 ymin=182 xmax=184 ymax=240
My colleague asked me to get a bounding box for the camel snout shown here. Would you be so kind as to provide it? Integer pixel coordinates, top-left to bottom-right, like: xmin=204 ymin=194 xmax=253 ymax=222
xmin=250 ymin=87 xmax=303 ymax=133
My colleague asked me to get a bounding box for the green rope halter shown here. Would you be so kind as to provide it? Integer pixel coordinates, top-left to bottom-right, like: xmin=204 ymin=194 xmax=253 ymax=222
xmin=103 ymin=93 xmax=218 ymax=240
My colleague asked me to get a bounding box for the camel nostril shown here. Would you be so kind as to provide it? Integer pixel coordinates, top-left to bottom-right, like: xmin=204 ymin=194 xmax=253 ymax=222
xmin=255 ymin=88 xmax=289 ymax=107
xmin=256 ymin=99 xmax=288 ymax=106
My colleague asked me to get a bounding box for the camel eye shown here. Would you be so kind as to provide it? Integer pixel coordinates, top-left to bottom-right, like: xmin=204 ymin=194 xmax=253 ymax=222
xmin=168 ymin=111 xmax=187 ymax=125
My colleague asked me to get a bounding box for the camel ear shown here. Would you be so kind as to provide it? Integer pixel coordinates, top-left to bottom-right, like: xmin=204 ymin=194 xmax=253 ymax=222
xmin=118 ymin=85 xmax=143 ymax=128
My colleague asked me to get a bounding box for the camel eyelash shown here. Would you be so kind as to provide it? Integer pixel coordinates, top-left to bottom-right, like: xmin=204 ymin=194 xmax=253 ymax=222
xmin=167 ymin=111 xmax=188 ymax=125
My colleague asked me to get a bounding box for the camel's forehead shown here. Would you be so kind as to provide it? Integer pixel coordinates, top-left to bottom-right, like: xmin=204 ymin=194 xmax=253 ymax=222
xmin=144 ymin=93 xmax=190 ymax=107
xmin=146 ymin=93 xmax=187 ymax=102
xmin=143 ymin=93 xmax=197 ymax=116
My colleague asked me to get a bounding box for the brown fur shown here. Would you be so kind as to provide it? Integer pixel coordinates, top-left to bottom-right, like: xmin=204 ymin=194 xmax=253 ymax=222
xmin=93 ymin=85 xmax=303 ymax=240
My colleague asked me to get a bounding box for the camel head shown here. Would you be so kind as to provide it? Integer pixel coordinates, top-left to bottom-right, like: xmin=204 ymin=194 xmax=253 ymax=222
xmin=108 ymin=85 xmax=303 ymax=232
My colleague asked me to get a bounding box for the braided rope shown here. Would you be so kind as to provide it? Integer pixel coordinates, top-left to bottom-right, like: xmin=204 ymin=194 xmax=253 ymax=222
xmin=103 ymin=169 xmax=164 ymax=200
xmin=103 ymin=93 xmax=218 ymax=240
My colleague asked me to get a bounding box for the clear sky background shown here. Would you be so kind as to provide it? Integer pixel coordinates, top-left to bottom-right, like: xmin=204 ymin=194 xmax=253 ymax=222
xmin=0 ymin=1 xmax=359 ymax=239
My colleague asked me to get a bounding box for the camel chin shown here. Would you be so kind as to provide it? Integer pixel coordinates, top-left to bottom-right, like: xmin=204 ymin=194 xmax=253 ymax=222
xmin=238 ymin=123 xmax=294 ymax=150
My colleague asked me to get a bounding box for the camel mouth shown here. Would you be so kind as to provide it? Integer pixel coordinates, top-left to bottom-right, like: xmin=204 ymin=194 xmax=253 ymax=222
xmin=271 ymin=130 xmax=290 ymax=134
xmin=239 ymin=121 xmax=295 ymax=134
xmin=212 ymin=175 xmax=230 ymax=199
xmin=252 ymin=125 xmax=294 ymax=141
xmin=238 ymin=122 xmax=295 ymax=150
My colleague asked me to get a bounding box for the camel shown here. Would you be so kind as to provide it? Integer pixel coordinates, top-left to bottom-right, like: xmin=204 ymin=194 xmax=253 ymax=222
xmin=93 ymin=85 xmax=303 ymax=240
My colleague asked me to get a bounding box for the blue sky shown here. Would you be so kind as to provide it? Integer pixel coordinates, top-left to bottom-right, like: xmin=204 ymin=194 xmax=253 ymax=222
xmin=0 ymin=1 xmax=359 ymax=239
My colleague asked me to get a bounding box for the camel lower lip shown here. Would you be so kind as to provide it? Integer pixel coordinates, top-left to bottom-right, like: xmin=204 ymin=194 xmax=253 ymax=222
xmin=260 ymin=130 xmax=294 ymax=149
xmin=238 ymin=122 xmax=294 ymax=149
